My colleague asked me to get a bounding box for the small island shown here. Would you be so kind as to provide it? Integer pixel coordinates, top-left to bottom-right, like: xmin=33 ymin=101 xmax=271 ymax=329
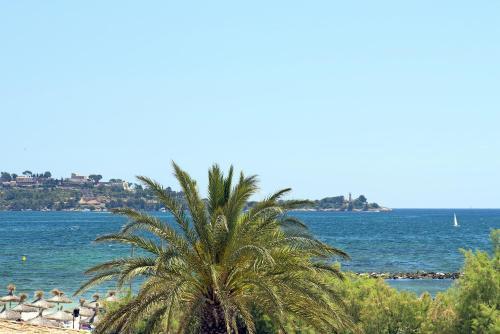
xmin=293 ymin=193 xmax=391 ymax=212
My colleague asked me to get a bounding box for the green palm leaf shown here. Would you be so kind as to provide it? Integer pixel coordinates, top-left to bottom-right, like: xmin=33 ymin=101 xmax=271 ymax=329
xmin=77 ymin=162 xmax=352 ymax=333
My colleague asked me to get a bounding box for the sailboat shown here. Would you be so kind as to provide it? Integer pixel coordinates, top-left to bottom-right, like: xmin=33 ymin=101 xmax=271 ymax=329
xmin=453 ymin=213 xmax=459 ymax=227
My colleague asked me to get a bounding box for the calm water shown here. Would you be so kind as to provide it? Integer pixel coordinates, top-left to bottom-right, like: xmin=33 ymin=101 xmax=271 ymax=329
xmin=0 ymin=209 xmax=498 ymax=298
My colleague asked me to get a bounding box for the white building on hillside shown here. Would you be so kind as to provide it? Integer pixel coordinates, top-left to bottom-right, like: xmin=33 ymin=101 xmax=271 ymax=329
xmin=15 ymin=175 xmax=36 ymax=185
xmin=67 ymin=173 xmax=89 ymax=184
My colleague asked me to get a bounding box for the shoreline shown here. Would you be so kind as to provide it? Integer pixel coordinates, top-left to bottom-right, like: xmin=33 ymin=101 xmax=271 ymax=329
xmin=291 ymin=207 xmax=392 ymax=212
xmin=0 ymin=207 xmax=392 ymax=212
xmin=356 ymin=272 xmax=461 ymax=280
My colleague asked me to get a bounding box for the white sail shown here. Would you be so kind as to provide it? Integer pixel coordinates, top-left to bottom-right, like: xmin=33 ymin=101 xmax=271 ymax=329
xmin=453 ymin=213 xmax=459 ymax=227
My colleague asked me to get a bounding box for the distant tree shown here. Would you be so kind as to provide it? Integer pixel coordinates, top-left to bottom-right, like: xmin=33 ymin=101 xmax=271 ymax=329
xmin=1 ymin=172 xmax=12 ymax=181
xmin=109 ymin=178 xmax=123 ymax=183
xmin=22 ymin=170 xmax=32 ymax=176
xmin=43 ymin=171 xmax=52 ymax=178
xmin=319 ymin=196 xmax=345 ymax=209
xmin=352 ymin=195 xmax=369 ymax=210
xmin=11 ymin=173 xmax=18 ymax=179
xmin=88 ymin=174 xmax=103 ymax=183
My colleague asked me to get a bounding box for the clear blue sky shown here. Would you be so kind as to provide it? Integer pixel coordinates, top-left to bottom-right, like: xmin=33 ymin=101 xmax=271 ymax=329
xmin=1 ymin=1 xmax=499 ymax=208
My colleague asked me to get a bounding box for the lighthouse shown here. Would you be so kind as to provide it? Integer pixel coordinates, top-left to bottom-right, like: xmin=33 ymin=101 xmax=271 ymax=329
xmin=347 ymin=192 xmax=353 ymax=211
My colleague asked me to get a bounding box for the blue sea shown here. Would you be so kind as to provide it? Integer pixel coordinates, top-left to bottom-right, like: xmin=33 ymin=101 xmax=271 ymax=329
xmin=0 ymin=209 xmax=498 ymax=300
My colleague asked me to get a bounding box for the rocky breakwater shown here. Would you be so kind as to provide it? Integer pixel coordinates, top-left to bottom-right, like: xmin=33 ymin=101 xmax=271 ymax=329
xmin=356 ymin=272 xmax=461 ymax=280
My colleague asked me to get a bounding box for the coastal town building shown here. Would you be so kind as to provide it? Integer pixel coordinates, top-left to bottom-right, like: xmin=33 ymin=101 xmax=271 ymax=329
xmin=78 ymin=197 xmax=106 ymax=210
xmin=67 ymin=173 xmax=89 ymax=184
xmin=1 ymin=181 xmax=16 ymax=187
xmin=15 ymin=175 xmax=36 ymax=186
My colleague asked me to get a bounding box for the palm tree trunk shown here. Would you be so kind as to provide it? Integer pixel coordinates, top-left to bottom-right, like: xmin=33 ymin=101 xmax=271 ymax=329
xmin=199 ymin=302 xmax=230 ymax=334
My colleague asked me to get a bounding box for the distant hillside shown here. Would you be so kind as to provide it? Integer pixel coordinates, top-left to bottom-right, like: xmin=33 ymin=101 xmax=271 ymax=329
xmin=0 ymin=171 xmax=389 ymax=212
xmin=246 ymin=194 xmax=389 ymax=212
xmin=297 ymin=194 xmax=390 ymax=211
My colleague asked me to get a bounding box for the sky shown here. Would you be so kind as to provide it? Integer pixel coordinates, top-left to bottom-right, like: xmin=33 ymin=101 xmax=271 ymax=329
xmin=1 ymin=1 xmax=499 ymax=208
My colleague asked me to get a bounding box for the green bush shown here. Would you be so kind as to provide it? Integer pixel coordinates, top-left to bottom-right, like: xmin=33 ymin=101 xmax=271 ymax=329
xmin=340 ymin=276 xmax=428 ymax=334
xmin=97 ymin=229 xmax=499 ymax=333
xmin=450 ymin=229 xmax=500 ymax=333
xmin=316 ymin=229 xmax=499 ymax=334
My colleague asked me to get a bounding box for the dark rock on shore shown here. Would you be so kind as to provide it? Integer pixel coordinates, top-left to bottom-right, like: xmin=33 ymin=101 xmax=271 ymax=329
xmin=356 ymin=272 xmax=461 ymax=280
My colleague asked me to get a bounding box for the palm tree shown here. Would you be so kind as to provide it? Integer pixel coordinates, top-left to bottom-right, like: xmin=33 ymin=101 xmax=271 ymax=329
xmin=76 ymin=163 xmax=350 ymax=333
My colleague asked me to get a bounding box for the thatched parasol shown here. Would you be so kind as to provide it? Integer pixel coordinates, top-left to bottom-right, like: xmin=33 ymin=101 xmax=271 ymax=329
xmin=45 ymin=309 xmax=74 ymax=322
xmin=65 ymin=307 xmax=94 ymax=318
xmin=11 ymin=303 xmax=38 ymax=313
xmin=26 ymin=290 xmax=55 ymax=310
xmin=83 ymin=293 xmax=101 ymax=309
xmin=66 ymin=299 xmax=95 ymax=317
xmin=27 ymin=315 xmax=60 ymax=327
xmin=0 ymin=284 xmax=20 ymax=308
xmin=46 ymin=289 xmax=72 ymax=306
xmin=11 ymin=293 xmax=38 ymax=313
xmin=0 ymin=305 xmax=22 ymax=321
xmin=105 ymin=290 xmax=119 ymax=303
xmin=79 ymin=316 xmax=91 ymax=324
xmin=79 ymin=312 xmax=98 ymax=325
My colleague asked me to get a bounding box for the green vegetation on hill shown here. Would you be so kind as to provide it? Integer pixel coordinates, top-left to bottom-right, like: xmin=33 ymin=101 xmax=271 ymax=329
xmin=0 ymin=170 xmax=184 ymax=210
xmin=0 ymin=170 xmax=386 ymax=211
xmin=311 ymin=194 xmax=382 ymax=211
xmin=0 ymin=184 xmax=181 ymax=211
xmin=0 ymin=187 xmax=81 ymax=211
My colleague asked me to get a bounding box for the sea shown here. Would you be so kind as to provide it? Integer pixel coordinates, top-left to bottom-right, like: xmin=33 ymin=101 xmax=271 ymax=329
xmin=0 ymin=209 xmax=499 ymax=301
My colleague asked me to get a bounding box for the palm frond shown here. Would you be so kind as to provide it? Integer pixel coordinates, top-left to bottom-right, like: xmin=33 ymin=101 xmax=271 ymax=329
xmin=95 ymin=233 xmax=163 ymax=255
xmin=172 ymin=162 xmax=211 ymax=250
xmin=116 ymin=208 xmax=191 ymax=254
xmin=79 ymin=163 xmax=351 ymax=333
xmin=135 ymin=176 xmax=197 ymax=244
xmin=74 ymin=270 xmax=120 ymax=296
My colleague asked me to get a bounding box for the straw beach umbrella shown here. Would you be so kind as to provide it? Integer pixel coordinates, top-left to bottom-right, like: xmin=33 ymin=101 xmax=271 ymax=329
xmin=69 ymin=298 xmax=95 ymax=317
xmin=84 ymin=293 xmax=101 ymax=309
xmin=45 ymin=309 xmax=74 ymax=322
xmin=80 ymin=311 xmax=98 ymax=326
xmin=11 ymin=293 xmax=38 ymax=313
xmin=27 ymin=311 xmax=60 ymax=327
xmin=26 ymin=290 xmax=55 ymax=311
xmin=105 ymin=290 xmax=119 ymax=303
xmin=0 ymin=305 xmax=22 ymax=321
xmin=0 ymin=284 xmax=20 ymax=308
xmin=47 ymin=289 xmax=72 ymax=308
xmin=80 ymin=315 xmax=96 ymax=325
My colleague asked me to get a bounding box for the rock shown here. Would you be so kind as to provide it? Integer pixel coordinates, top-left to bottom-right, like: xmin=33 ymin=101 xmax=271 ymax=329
xmin=357 ymin=271 xmax=461 ymax=280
